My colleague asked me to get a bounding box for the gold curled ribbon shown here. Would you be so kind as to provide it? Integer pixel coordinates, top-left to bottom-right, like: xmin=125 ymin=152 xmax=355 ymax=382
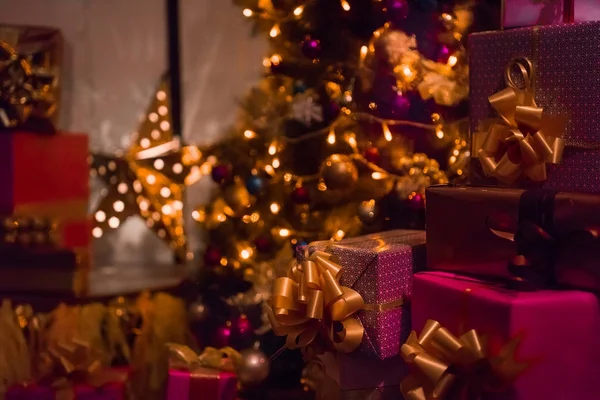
xmin=473 ymin=57 xmax=567 ymax=183
xmin=269 ymin=247 xmax=404 ymax=354
xmin=0 ymin=40 xmax=57 ymax=130
xmin=166 ymin=343 xmax=242 ymax=373
xmin=400 ymin=320 xmax=526 ymax=400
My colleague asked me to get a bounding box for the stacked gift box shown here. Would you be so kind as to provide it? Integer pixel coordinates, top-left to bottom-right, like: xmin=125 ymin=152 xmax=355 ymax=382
xmin=0 ymin=25 xmax=91 ymax=296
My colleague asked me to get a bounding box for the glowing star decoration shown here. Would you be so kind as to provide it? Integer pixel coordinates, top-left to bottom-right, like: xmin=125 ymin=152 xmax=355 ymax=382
xmin=89 ymin=75 xmax=202 ymax=263
xmin=290 ymin=92 xmax=323 ymax=126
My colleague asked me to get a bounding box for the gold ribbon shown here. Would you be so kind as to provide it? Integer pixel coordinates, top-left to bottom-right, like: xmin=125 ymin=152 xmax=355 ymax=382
xmin=400 ymin=320 xmax=526 ymax=400
xmin=269 ymin=247 xmax=404 ymax=353
xmin=473 ymin=57 xmax=567 ymax=183
xmin=0 ymin=39 xmax=57 ymax=130
xmin=166 ymin=343 xmax=242 ymax=373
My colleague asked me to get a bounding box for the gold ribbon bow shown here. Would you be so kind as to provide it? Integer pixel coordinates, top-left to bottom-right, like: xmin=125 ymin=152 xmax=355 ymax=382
xmin=473 ymin=57 xmax=567 ymax=183
xmin=269 ymin=247 xmax=404 ymax=354
xmin=0 ymin=40 xmax=57 ymax=130
xmin=400 ymin=320 xmax=526 ymax=400
xmin=166 ymin=343 xmax=242 ymax=373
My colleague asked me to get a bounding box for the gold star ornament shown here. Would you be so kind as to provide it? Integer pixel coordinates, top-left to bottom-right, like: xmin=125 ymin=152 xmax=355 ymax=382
xmin=90 ymin=74 xmax=202 ymax=263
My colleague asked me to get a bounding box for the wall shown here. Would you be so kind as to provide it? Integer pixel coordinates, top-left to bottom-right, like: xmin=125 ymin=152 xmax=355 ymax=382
xmin=0 ymin=0 xmax=266 ymax=265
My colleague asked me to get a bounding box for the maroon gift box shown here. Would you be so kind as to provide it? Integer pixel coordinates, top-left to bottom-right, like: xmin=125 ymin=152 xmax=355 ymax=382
xmin=166 ymin=368 xmax=237 ymax=400
xmin=502 ymin=0 xmax=600 ymax=29
xmin=411 ymin=271 xmax=600 ymax=399
xmin=298 ymin=230 xmax=426 ymax=360
xmin=6 ymin=380 xmax=126 ymax=400
xmin=469 ymin=21 xmax=600 ymax=193
xmin=426 ymin=184 xmax=600 ymax=291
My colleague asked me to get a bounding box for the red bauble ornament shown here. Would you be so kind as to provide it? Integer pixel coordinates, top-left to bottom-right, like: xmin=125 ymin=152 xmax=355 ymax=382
xmin=301 ymin=36 xmax=322 ymax=59
xmin=254 ymin=235 xmax=273 ymax=253
xmin=203 ymin=246 xmax=222 ymax=266
xmin=211 ymin=164 xmax=232 ymax=184
xmin=291 ymin=186 xmax=311 ymax=204
xmin=364 ymin=147 xmax=381 ymax=165
xmin=213 ymin=323 xmax=232 ymax=348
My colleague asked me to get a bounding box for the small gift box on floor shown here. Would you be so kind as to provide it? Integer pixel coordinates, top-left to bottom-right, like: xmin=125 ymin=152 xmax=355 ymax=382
xmin=469 ymin=21 xmax=600 ymax=193
xmin=502 ymin=0 xmax=600 ymax=29
xmin=403 ymin=271 xmax=600 ymax=399
xmin=270 ymin=230 xmax=426 ymax=391
xmin=166 ymin=344 xmax=239 ymax=400
xmin=426 ymin=184 xmax=600 ymax=291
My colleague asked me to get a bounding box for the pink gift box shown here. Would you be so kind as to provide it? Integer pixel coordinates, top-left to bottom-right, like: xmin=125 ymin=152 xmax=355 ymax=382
xmin=6 ymin=382 xmax=125 ymax=400
xmin=411 ymin=271 xmax=600 ymax=399
xmin=502 ymin=0 xmax=600 ymax=29
xmin=298 ymin=230 xmax=426 ymax=360
xmin=167 ymin=368 xmax=237 ymax=400
xmin=469 ymin=22 xmax=600 ymax=193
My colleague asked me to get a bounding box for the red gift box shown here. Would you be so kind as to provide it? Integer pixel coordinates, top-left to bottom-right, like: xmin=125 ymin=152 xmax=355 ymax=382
xmin=502 ymin=0 xmax=600 ymax=29
xmin=469 ymin=22 xmax=600 ymax=193
xmin=167 ymin=368 xmax=237 ymax=400
xmin=410 ymin=271 xmax=600 ymax=399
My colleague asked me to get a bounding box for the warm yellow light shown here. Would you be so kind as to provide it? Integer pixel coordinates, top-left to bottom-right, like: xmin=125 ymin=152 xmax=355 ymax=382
xmin=158 ymin=105 xmax=168 ymax=116
xmin=108 ymin=217 xmax=120 ymax=228
xmin=272 ymin=158 xmax=280 ymax=168
xmin=347 ymin=134 xmax=357 ymax=148
xmin=449 ymin=155 xmax=457 ymax=163
xmin=453 ymin=149 xmax=460 ymax=156
xmin=172 ymin=163 xmax=183 ymax=174
xmin=360 ymin=45 xmax=368 ymax=62
xmin=162 ymin=204 xmax=173 ymax=215
xmin=160 ymin=121 xmax=170 ymax=131
xmin=173 ymin=200 xmax=183 ymax=211
xmin=279 ymin=228 xmax=291 ymax=237
xmin=251 ymin=212 xmax=260 ymax=222
xmin=284 ymin=173 xmax=292 ymax=182
xmin=153 ymin=159 xmax=164 ymax=170
xmin=192 ymin=209 xmax=205 ymax=222
xmin=293 ymin=5 xmax=304 ymax=16
xmin=200 ymin=162 xmax=211 ymax=175
xmin=139 ymin=199 xmax=149 ymax=211
xmin=216 ymin=213 xmax=226 ymax=222
xmin=265 ymin=165 xmax=275 ymax=175
xmin=270 ymin=54 xmax=282 ymax=65
xmin=156 ymin=90 xmax=166 ymax=101
xmin=457 ymin=169 xmax=463 ymax=176
xmin=371 ymin=171 xmax=385 ymax=180
xmin=268 ymin=141 xmax=278 ymax=155
xmin=436 ymin=127 xmax=445 ymax=139
xmin=240 ymin=247 xmax=253 ymax=260
xmin=95 ymin=210 xmax=106 ymax=222
xmin=340 ymin=0 xmax=351 ymax=11
xmin=148 ymin=113 xmax=158 ymax=123
xmin=447 ymin=55 xmax=458 ymax=67
xmin=242 ymin=8 xmax=253 ymax=17
xmin=244 ymin=130 xmax=255 ymax=139
xmin=327 ymin=130 xmax=336 ymax=144
xmin=402 ymin=65 xmax=413 ymax=77
xmin=146 ymin=174 xmax=156 ymax=185
xmin=382 ymin=123 xmax=393 ymax=142
xmin=431 ymin=113 xmax=441 ymax=122
xmin=160 ymin=187 xmax=171 ymax=198
xmin=262 ymin=57 xmax=271 ymax=67
xmin=113 ymin=200 xmax=125 ymax=212
xmin=270 ymin=203 xmax=280 ymax=214
xmin=270 ymin=24 xmax=280 ymax=38
xmin=333 ymin=229 xmax=345 ymax=240
xmin=220 ymin=257 xmax=228 ymax=266
xmin=92 ymin=227 xmax=103 ymax=238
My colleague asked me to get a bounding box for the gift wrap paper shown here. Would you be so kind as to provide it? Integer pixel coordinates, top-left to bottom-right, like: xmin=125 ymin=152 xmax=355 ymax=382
xmin=426 ymin=184 xmax=600 ymax=291
xmin=412 ymin=271 xmax=600 ymax=399
xmin=469 ymin=21 xmax=600 ymax=193
xmin=299 ymin=230 xmax=426 ymax=360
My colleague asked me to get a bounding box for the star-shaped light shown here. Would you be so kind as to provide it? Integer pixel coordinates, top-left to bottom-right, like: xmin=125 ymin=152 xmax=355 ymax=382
xmin=90 ymin=74 xmax=202 ymax=263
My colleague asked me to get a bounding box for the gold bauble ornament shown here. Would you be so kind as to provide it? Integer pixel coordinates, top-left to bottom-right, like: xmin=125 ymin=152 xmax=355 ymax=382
xmin=358 ymin=199 xmax=380 ymax=225
xmin=320 ymin=154 xmax=358 ymax=192
xmin=222 ymin=180 xmax=252 ymax=217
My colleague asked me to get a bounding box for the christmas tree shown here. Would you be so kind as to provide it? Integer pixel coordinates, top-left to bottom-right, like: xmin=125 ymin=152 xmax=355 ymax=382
xmin=188 ymin=0 xmax=484 ymax=393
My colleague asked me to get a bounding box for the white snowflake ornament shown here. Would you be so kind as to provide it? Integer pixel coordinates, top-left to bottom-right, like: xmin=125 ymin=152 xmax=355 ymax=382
xmin=290 ymin=92 xmax=323 ymax=126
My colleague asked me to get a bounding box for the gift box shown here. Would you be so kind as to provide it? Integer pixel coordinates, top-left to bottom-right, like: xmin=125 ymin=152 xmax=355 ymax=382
xmin=0 ymin=25 xmax=62 ymax=132
xmin=286 ymin=230 xmax=426 ymax=360
xmin=469 ymin=21 xmax=600 ymax=193
xmin=426 ymin=184 xmax=600 ymax=291
xmin=166 ymin=368 xmax=237 ymax=400
xmin=502 ymin=0 xmax=600 ymax=29
xmin=408 ymin=271 xmax=600 ymax=399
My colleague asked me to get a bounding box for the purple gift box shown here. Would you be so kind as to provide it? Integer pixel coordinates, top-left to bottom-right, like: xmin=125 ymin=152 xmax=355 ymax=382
xmin=298 ymin=230 xmax=426 ymax=360
xmin=469 ymin=21 xmax=600 ymax=193
xmin=502 ymin=0 xmax=600 ymax=29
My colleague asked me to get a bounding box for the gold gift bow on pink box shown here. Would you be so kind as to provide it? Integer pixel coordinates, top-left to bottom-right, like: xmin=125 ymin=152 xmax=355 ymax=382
xmin=472 ymin=57 xmax=568 ymax=183
xmin=400 ymin=320 xmax=526 ymax=400
xmin=269 ymin=245 xmax=404 ymax=353
xmin=166 ymin=343 xmax=242 ymax=373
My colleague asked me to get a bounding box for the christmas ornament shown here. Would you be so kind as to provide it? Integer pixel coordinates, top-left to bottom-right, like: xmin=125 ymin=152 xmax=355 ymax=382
xmin=204 ymin=246 xmax=222 ymax=266
xmin=291 ymin=186 xmax=311 ymax=204
xmin=254 ymin=235 xmax=272 ymax=253
xmin=301 ymin=36 xmax=321 ymax=59
xmin=232 ymin=314 xmax=253 ymax=341
xmin=211 ymin=163 xmax=232 ymax=184
xmin=222 ymin=180 xmax=252 ymax=216
xmin=320 ymin=154 xmax=358 ymax=192
xmin=90 ymin=75 xmax=202 ymax=263
xmin=386 ymin=0 xmax=410 ymax=26
xmin=395 ymin=153 xmax=448 ymax=206
xmin=436 ymin=44 xmax=451 ymax=64
xmin=358 ymin=199 xmax=380 ymax=225
xmin=290 ymin=92 xmax=323 ymax=126
xmin=364 ymin=146 xmax=381 ymax=164
xmin=213 ymin=322 xmax=232 ymax=348
xmin=293 ymin=80 xmax=307 ymax=94
xmin=245 ymin=175 xmax=265 ymax=196
xmin=237 ymin=347 xmax=270 ymax=386
xmin=188 ymin=298 xmax=209 ymax=322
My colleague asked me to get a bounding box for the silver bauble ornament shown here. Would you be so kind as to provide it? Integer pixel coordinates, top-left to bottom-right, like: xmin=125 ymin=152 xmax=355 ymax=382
xmin=188 ymin=298 xmax=209 ymax=322
xmin=237 ymin=348 xmax=270 ymax=386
